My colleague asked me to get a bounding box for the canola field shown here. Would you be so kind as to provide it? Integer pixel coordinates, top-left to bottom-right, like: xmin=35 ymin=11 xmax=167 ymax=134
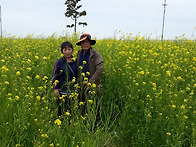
xmin=0 ymin=34 xmax=196 ymax=147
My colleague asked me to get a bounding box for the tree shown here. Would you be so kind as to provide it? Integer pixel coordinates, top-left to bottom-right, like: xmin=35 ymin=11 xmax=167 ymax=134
xmin=65 ymin=0 xmax=87 ymax=33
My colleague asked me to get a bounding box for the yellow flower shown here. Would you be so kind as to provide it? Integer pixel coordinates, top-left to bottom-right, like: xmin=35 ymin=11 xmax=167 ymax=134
xmin=180 ymin=105 xmax=185 ymax=109
xmin=50 ymin=143 xmax=54 ymax=147
xmin=183 ymin=115 xmax=188 ymax=119
xmin=36 ymin=96 xmax=41 ymax=101
xmin=81 ymin=116 xmax=86 ymax=120
xmin=193 ymin=57 xmax=196 ymax=62
xmin=88 ymin=100 xmax=93 ymax=104
xmin=16 ymin=71 xmax=20 ymax=76
xmin=35 ymin=55 xmax=39 ymax=59
xmin=72 ymin=77 xmax=76 ymax=83
xmin=177 ymin=76 xmax=184 ymax=81
xmin=27 ymin=67 xmax=31 ymax=71
xmin=5 ymin=81 xmax=9 ymax=85
xmin=87 ymin=82 xmax=91 ymax=87
xmin=92 ymin=84 xmax=96 ymax=88
xmin=83 ymin=60 xmax=87 ymax=64
xmin=86 ymin=72 xmax=90 ymax=76
xmin=43 ymin=56 xmax=47 ymax=60
xmin=54 ymin=80 xmax=59 ymax=86
xmin=38 ymin=86 xmax=43 ymax=90
xmin=166 ymin=70 xmax=171 ymax=77
xmin=27 ymin=59 xmax=31 ymax=63
xmin=54 ymin=119 xmax=61 ymax=125
xmin=147 ymin=113 xmax=152 ymax=118
xmin=171 ymin=105 xmax=176 ymax=108
xmin=81 ymin=73 xmax=85 ymax=77
xmin=8 ymin=97 xmax=12 ymax=101
xmin=1 ymin=65 xmax=9 ymax=71
xmin=84 ymin=77 xmax=88 ymax=82
xmin=151 ymin=82 xmax=156 ymax=87
xmin=8 ymin=93 xmax=12 ymax=96
xmin=35 ymin=75 xmax=40 ymax=79
xmin=41 ymin=134 xmax=49 ymax=138
xmin=138 ymin=71 xmax=144 ymax=75
xmin=43 ymin=76 xmax=48 ymax=80
xmin=90 ymin=91 xmax=96 ymax=94
xmin=166 ymin=132 xmax=171 ymax=136
xmin=79 ymin=66 xmax=83 ymax=69
xmin=72 ymin=57 xmax=76 ymax=61
xmin=66 ymin=111 xmax=71 ymax=116
xmin=15 ymin=96 xmax=19 ymax=101
xmin=79 ymin=102 xmax=84 ymax=106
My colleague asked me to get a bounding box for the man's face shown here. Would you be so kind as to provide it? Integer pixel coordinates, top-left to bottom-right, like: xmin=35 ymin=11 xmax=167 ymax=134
xmin=81 ymin=39 xmax=91 ymax=52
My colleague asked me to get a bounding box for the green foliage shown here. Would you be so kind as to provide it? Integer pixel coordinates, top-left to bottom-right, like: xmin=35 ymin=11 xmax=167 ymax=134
xmin=0 ymin=34 xmax=196 ymax=146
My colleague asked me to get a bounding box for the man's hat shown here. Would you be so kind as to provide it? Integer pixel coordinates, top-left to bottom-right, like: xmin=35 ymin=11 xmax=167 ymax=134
xmin=76 ymin=33 xmax=96 ymax=46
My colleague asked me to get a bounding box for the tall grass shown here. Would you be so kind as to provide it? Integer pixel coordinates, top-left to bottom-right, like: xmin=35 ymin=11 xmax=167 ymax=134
xmin=0 ymin=34 xmax=195 ymax=146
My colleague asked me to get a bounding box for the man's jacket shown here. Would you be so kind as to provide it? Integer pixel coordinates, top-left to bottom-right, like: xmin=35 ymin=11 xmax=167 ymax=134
xmin=77 ymin=47 xmax=103 ymax=85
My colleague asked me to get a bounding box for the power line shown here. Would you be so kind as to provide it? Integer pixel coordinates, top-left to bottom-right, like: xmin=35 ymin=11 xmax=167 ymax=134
xmin=161 ymin=0 xmax=167 ymax=41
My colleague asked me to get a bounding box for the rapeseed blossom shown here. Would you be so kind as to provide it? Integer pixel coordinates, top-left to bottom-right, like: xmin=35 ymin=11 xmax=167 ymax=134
xmin=54 ymin=119 xmax=61 ymax=126
xmin=1 ymin=34 xmax=196 ymax=146
xmin=83 ymin=60 xmax=87 ymax=64
xmin=54 ymin=80 xmax=59 ymax=86
xmin=66 ymin=112 xmax=71 ymax=116
xmin=35 ymin=75 xmax=40 ymax=79
xmin=15 ymin=96 xmax=19 ymax=101
xmin=79 ymin=102 xmax=84 ymax=106
xmin=16 ymin=71 xmax=20 ymax=76
xmin=166 ymin=132 xmax=171 ymax=136
xmin=166 ymin=70 xmax=171 ymax=77
xmin=81 ymin=73 xmax=85 ymax=77
xmin=92 ymin=84 xmax=96 ymax=88
xmin=88 ymin=100 xmax=93 ymax=104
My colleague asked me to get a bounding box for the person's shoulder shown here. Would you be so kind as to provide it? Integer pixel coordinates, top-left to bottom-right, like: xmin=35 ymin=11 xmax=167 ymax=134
xmin=53 ymin=58 xmax=60 ymax=67
xmin=55 ymin=57 xmax=64 ymax=64
xmin=91 ymin=48 xmax=101 ymax=56
xmin=54 ymin=58 xmax=60 ymax=63
xmin=77 ymin=50 xmax=82 ymax=54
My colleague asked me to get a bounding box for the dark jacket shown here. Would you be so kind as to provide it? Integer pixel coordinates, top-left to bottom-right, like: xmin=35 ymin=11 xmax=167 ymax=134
xmin=77 ymin=47 xmax=103 ymax=85
xmin=52 ymin=57 xmax=77 ymax=91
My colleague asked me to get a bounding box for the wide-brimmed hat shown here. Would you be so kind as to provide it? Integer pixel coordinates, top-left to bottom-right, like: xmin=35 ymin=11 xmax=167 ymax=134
xmin=76 ymin=33 xmax=96 ymax=46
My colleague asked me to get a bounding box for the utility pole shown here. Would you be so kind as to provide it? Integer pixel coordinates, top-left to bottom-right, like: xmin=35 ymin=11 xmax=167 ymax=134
xmin=0 ymin=5 xmax=2 ymax=38
xmin=161 ymin=0 xmax=167 ymax=41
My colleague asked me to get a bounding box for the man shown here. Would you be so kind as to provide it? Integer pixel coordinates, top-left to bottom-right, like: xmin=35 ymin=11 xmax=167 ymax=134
xmin=76 ymin=33 xmax=103 ymax=86
xmin=76 ymin=33 xmax=103 ymax=127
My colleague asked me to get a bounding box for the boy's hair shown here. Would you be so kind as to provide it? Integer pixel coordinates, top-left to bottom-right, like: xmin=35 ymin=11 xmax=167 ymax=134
xmin=61 ymin=41 xmax=73 ymax=53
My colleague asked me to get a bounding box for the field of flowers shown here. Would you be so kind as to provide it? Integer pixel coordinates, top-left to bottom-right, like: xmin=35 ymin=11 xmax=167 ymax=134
xmin=0 ymin=34 xmax=196 ymax=147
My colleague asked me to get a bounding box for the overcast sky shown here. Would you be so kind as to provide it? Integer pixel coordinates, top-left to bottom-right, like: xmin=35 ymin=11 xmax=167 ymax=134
xmin=1 ymin=0 xmax=196 ymax=39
